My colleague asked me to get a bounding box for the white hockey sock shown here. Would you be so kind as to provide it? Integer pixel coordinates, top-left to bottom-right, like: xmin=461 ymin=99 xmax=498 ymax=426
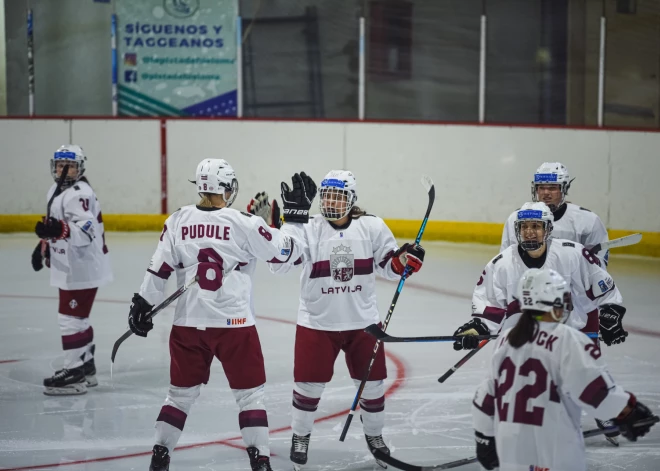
xmin=291 ymin=382 xmax=325 ymax=436
xmin=58 ymin=314 xmax=93 ymax=369
xmin=155 ymin=384 xmax=201 ymax=451
xmin=233 ymin=384 xmax=270 ymax=456
xmin=355 ymin=379 xmax=385 ymax=436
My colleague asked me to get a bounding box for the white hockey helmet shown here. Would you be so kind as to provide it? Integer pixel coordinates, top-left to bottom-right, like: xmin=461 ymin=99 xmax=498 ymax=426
xmin=514 ymin=202 xmax=554 ymax=251
xmin=319 ymin=170 xmax=358 ymax=221
xmin=517 ymin=268 xmax=571 ymax=322
xmin=51 ymin=144 xmax=86 ymax=184
xmin=194 ymin=159 xmax=239 ymax=207
xmin=531 ymin=162 xmax=573 ymax=210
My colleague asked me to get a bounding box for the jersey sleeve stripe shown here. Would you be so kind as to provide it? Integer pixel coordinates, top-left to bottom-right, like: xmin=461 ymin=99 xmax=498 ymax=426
xmin=579 ymin=375 xmax=610 ymax=408
xmin=309 ymin=258 xmax=375 ymax=278
xmin=472 ymin=394 xmax=495 ymax=417
xmin=147 ymin=262 xmax=174 ymax=280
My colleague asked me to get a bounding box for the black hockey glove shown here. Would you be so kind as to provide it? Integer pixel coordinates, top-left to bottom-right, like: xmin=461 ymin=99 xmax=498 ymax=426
xmin=391 ymin=243 xmax=425 ymax=276
xmin=31 ymin=242 xmax=44 ymax=271
xmin=247 ymin=191 xmax=281 ymax=229
xmin=128 ymin=293 xmax=154 ymax=338
xmin=35 ymin=217 xmax=70 ymax=240
xmin=475 ymin=431 xmax=499 ymax=470
xmin=281 ymin=172 xmax=316 ymax=224
xmin=453 ymin=318 xmax=490 ymax=351
xmin=614 ymin=393 xmax=658 ymax=442
xmin=599 ymin=304 xmax=628 ymax=346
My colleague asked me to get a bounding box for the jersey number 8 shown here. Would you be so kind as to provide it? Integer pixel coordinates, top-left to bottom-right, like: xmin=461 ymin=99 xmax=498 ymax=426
xmin=197 ymin=248 xmax=224 ymax=291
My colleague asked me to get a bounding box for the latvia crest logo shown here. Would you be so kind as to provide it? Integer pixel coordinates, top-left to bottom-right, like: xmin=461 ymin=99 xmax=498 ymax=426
xmin=330 ymin=244 xmax=354 ymax=282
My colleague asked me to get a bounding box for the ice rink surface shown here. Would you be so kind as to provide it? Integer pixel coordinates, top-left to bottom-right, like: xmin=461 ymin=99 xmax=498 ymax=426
xmin=1 ymin=233 xmax=659 ymax=471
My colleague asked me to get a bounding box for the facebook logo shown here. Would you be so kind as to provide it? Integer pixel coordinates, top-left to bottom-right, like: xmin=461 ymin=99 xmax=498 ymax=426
xmin=124 ymin=70 xmax=138 ymax=83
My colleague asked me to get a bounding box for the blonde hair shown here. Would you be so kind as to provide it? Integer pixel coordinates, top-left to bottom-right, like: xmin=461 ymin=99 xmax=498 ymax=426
xmin=198 ymin=193 xmax=217 ymax=208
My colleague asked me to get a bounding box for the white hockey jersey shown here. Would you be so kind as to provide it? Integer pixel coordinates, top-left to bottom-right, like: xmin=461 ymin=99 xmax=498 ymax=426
xmin=46 ymin=180 xmax=113 ymax=290
xmin=269 ymin=215 xmax=401 ymax=331
xmin=472 ymin=322 xmax=630 ymax=471
xmin=472 ymin=239 xmax=622 ymax=334
xmin=501 ymin=203 xmax=610 ymax=266
xmin=139 ymin=205 xmax=302 ymax=328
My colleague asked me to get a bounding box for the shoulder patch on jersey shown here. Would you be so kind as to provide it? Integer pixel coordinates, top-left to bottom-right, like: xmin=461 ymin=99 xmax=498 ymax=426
xmin=579 ymin=207 xmax=592 ymax=212
xmin=240 ymin=211 xmax=253 ymax=218
xmin=562 ymin=242 xmax=575 ymax=248
xmin=73 ymin=185 xmax=80 ymax=191
xmin=492 ymin=254 xmax=503 ymax=264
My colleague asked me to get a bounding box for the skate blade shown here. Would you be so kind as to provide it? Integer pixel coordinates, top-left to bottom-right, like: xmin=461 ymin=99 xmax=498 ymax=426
xmin=292 ymin=464 xmax=303 ymax=471
xmin=85 ymin=375 xmax=98 ymax=387
xmin=44 ymin=383 xmax=87 ymax=396
xmin=375 ymin=458 xmax=388 ymax=469
xmin=605 ymin=436 xmax=620 ymax=447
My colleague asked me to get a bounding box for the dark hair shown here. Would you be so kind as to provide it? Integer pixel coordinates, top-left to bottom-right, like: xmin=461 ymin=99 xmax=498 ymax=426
xmin=508 ymin=310 xmax=544 ymax=348
xmin=350 ymin=205 xmax=367 ymax=219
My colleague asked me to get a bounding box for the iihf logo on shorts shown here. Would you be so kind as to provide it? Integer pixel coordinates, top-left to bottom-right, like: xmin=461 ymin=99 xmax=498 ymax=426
xmin=330 ymin=244 xmax=354 ymax=282
xmin=69 ymin=299 xmax=78 ymax=309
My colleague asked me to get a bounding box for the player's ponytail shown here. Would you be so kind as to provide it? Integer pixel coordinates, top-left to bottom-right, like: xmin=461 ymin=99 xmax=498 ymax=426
xmin=198 ymin=193 xmax=214 ymax=208
xmin=508 ymin=310 xmax=543 ymax=348
xmin=350 ymin=205 xmax=368 ymax=219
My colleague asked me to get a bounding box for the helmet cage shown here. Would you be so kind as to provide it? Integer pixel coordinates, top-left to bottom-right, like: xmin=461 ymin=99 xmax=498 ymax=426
xmin=319 ymin=178 xmax=356 ymax=221
xmin=51 ymin=150 xmax=85 ymax=184
xmin=531 ymin=174 xmax=572 ymax=210
xmin=515 ymin=212 xmax=553 ymax=251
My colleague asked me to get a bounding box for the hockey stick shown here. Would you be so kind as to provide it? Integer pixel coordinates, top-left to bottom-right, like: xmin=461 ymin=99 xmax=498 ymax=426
xmin=437 ymin=331 xmax=598 ymax=383
xmin=39 ymin=165 xmax=70 ymax=260
xmin=365 ymin=324 xmax=497 ymax=343
xmin=110 ymin=276 xmax=199 ymax=364
xmin=339 ymin=175 xmax=435 ymax=442
xmin=590 ymin=233 xmax=642 ymax=255
xmin=372 ymin=416 xmax=659 ymax=471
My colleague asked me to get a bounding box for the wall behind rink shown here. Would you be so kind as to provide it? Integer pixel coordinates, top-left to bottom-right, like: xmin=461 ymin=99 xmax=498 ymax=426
xmin=0 ymin=118 xmax=658 ymax=256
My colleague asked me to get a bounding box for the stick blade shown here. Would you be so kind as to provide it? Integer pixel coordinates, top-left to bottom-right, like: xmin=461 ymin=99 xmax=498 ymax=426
xmin=421 ymin=175 xmax=434 ymax=193
xmin=364 ymin=323 xmax=387 ymax=340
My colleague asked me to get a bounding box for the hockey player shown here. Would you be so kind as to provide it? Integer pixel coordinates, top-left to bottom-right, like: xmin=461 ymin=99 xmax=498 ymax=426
xmin=248 ymin=170 xmax=425 ymax=470
xmin=453 ymin=202 xmax=627 ymax=350
xmin=472 ymin=268 xmax=657 ymax=471
xmin=128 ymin=159 xmax=304 ymax=471
xmin=501 ymin=162 xmax=610 ymax=266
xmin=33 ymin=145 xmax=112 ymax=396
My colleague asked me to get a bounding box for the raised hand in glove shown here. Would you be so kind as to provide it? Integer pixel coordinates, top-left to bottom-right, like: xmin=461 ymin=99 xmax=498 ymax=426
xmin=35 ymin=217 xmax=70 ymax=240
xmin=128 ymin=293 xmax=154 ymax=338
xmin=475 ymin=431 xmax=499 ymax=470
xmin=453 ymin=318 xmax=490 ymax=351
xmin=391 ymin=243 xmax=425 ymax=276
xmin=614 ymin=393 xmax=658 ymax=442
xmin=281 ymin=172 xmax=316 ymax=224
xmin=599 ymin=304 xmax=628 ymax=346
xmin=247 ymin=191 xmax=281 ymax=229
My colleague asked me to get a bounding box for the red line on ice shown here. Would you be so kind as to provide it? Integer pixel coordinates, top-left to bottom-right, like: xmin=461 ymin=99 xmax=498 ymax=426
xmin=0 ymin=298 xmax=407 ymax=471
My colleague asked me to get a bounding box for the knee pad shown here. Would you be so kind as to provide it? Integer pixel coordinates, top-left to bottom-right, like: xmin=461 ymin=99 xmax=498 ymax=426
xmin=164 ymin=384 xmax=202 ymax=413
xmin=294 ymin=382 xmax=325 ymax=399
xmin=353 ymin=379 xmax=384 ymax=400
xmin=233 ymin=384 xmax=266 ymax=412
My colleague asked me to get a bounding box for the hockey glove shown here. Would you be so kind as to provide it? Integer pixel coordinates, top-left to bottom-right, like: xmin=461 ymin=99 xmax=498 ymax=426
xmin=31 ymin=242 xmax=44 ymax=271
xmin=391 ymin=243 xmax=425 ymax=276
xmin=599 ymin=304 xmax=628 ymax=346
xmin=453 ymin=318 xmax=490 ymax=351
xmin=247 ymin=191 xmax=281 ymax=229
xmin=281 ymin=172 xmax=317 ymax=224
xmin=35 ymin=217 xmax=70 ymax=240
xmin=475 ymin=431 xmax=499 ymax=470
xmin=128 ymin=293 xmax=154 ymax=338
xmin=614 ymin=393 xmax=658 ymax=442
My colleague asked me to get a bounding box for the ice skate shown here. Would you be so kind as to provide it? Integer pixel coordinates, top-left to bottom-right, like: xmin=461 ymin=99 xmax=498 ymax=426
xmin=246 ymin=446 xmax=273 ymax=471
xmin=290 ymin=433 xmax=310 ymax=470
xmin=149 ymin=444 xmax=170 ymax=471
xmin=366 ymin=434 xmax=390 ymax=469
xmin=43 ymin=366 xmax=87 ymax=396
